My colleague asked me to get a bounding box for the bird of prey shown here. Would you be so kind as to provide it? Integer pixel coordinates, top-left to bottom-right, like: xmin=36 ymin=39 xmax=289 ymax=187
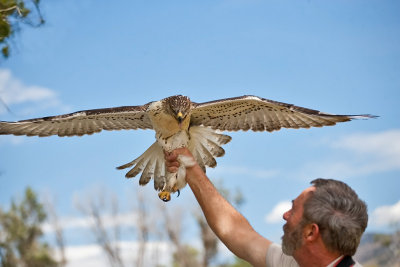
xmin=0 ymin=95 xmax=374 ymax=201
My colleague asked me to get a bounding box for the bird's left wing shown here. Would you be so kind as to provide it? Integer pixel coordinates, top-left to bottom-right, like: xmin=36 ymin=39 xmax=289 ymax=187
xmin=190 ymin=95 xmax=375 ymax=132
xmin=0 ymin=105 xmax=153 ymax=137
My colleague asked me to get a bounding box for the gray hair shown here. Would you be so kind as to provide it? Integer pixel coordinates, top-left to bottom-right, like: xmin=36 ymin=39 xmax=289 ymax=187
xmin=302 ymin=178 xmax=368 ymax=256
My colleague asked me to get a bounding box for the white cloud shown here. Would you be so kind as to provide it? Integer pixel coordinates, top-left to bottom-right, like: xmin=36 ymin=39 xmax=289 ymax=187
xmin=56 ymin=241 xmax=172 ymax=267
xmin=333 ymin=130 xmax=400 ymax=170
xmin=296 ymin=129 xmax=400 ymax=179
xmin=0 ymin=68 xmax=66 ymax=115
xmin=0 ymin=135 xmax=25 ymax=145
xmin=42 ymin=212 xmax=137 ymax=234
xmin=371 ymin=200 xmax=400 ymax=227
xmin=265 ymin=200 xmax=291 ymax=224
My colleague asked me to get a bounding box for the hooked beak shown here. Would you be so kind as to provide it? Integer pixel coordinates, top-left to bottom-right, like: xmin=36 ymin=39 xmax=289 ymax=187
xmin=177 ymin=112 xmax=183 ymax=124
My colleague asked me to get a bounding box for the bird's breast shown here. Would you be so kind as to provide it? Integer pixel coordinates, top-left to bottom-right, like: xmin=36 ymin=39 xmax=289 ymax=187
xmin=148 ymin=109 xmax=180 ymax=136
xmin=147 ymin=106 xmax=190 ymax=151
xmin=157 ymin=130 xmax=190 ymax=152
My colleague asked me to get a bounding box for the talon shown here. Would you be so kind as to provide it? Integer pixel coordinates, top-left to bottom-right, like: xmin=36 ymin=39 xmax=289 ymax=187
xmin=177 ymin=190 xmax=180 ymax=197
xmin=158 ymin=191 xmax=171 ymax=202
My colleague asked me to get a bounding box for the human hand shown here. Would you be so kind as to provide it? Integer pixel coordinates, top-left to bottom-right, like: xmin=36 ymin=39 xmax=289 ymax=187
xmin=164 ymin=147 xmax=195 ymax=173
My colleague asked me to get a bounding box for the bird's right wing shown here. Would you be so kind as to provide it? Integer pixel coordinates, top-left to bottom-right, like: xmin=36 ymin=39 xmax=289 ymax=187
xmin=190 ymin=95 xmax=376 ymax=132
xmin=0 ymin=105 xmax=153 ymax=137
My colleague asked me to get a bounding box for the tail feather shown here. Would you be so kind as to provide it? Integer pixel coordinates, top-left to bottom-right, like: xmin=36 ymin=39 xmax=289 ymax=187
xmin=199 ymin=142 xmax=217 ymax=168
xmin=209 ymin=130 xmax=232 ymax=145
xmin=126 ymin=156 xmax=147 ymax=178
xmin=205 ymin=138 xmax=226 ymax=157
xmin=117 ymin=142 xmax=165 ymax=181
xmin=153 ymin=160 xmax=166 ymax=191
xmin=139 ymin=160 xmax=155 ymax=185
xmin=116 ymin=159 xmax=138 ymax=170
xmin=117 ymin=126 xmax=231 ymax=195
xmin=188 ymin=126 xmax=231 ymax=169
xmin=192 ymin=149 xmax=206 ymax=172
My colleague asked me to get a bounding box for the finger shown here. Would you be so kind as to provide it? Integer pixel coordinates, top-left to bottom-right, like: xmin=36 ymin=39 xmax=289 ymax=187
xmin=167 ymin=152 xmax=180 ymax=162
xmin=165 ymin=161 xmax=180 ymax=168
xmin=167 ymin=166 xmax=179 ymax=173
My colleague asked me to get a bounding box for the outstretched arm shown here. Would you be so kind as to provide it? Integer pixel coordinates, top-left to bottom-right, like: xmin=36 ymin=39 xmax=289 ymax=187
xmin=165 ymin=148 xmax=271 ymax=267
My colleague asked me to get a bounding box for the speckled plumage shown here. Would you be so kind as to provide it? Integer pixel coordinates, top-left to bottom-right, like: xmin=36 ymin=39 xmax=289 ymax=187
xmin=0 ymin=95 xmax=375 ymax=200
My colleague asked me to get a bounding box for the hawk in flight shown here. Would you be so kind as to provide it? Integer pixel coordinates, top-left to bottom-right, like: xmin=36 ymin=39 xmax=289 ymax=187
xmin=0 ymin=95 xmax=374 ymax=201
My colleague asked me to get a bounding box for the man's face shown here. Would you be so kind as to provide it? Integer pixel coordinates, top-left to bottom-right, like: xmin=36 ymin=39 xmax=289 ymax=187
xmin=281 ymin=186 xmax=315 ymax=255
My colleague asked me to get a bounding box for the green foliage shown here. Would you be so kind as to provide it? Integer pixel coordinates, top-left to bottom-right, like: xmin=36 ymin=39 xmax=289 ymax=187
xmin=229 ymin=257 xmax=252 ymax=267
xmin=172 ymin=245 xmax=201 ymax=267
xmin=218 ymin=257 xmax=252 ymax=267
xmin=373 ymin=230 xmax=400 ymax=266
xmin=373 ymin=233 xmax=392 ymax=247
xmin=0 ymin=0 xmax=44 ymax=59
xmin=0 ymin=187 xmax=58 ymax=267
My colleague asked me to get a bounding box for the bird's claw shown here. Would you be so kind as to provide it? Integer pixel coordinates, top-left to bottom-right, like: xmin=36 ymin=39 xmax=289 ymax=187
xmin=158 ymin=191 xmax=171 ymax=202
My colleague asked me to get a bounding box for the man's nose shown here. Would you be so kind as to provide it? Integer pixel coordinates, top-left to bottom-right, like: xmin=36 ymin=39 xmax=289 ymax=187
xmin=283 ymin=210 xmax=290 ymax=221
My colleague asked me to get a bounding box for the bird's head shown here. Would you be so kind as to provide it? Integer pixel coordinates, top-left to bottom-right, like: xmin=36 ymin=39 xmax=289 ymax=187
xmin=165 ymin=95 xmax=191 ymax=125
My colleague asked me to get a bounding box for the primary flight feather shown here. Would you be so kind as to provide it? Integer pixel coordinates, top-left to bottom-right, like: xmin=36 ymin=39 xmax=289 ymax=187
xmin=0 ymin=95 xmax=375 ymax=201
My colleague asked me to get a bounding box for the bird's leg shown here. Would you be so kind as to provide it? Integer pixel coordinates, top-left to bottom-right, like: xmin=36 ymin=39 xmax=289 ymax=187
xmin=159 ymin=151 xmax=191 ymax=202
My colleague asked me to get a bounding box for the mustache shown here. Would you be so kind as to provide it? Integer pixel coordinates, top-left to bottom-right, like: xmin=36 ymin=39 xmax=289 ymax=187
xmin=283 ymin=223 xmax=289 ymax=233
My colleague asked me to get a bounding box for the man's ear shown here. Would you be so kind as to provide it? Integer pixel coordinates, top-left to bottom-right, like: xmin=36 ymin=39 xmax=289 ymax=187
xmin=303 ymin=223 xmax=320 ymax=242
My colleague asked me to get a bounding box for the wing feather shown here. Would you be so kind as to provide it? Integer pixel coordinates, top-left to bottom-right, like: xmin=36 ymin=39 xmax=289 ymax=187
xmin=191 ymin=95 xmax=374 ymax=132
xmin=275 ymin=112 xmax=291 ymax=129
xmin=0 ymin=105 xmax=153 ymax=137
xmin=290 ymin=113 xmax=310 ymax=128
xmin=290 ymin=114 xmax=313 ymax=128
xmin=282 ymin=114 xmax=301 ymax=129
xmin=251 ymin=111 xmax=265 ymax=131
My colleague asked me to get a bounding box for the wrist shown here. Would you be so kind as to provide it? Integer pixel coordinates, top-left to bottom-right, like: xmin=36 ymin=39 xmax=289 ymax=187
xmin=185 ymin=163 xmax=204 ymax=183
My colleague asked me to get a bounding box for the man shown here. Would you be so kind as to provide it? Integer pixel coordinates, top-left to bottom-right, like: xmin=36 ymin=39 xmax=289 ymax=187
xmin=165 ymin=148 xmax=368 ymax=267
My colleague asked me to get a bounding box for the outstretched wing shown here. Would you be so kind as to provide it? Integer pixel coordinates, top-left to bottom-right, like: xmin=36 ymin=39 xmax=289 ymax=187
xmin=190 ymin=95 xmax=375 ymax=132
xmin=0 ymin=105 xmax=153 ymax=137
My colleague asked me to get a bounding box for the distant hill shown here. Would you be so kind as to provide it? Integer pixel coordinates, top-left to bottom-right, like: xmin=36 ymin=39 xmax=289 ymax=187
xmin=355 ymin=232 xmax=400 ymax=267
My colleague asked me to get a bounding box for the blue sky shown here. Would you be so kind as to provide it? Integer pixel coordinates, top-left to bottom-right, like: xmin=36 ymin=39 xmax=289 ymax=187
xmin=1 ymin=0 xmax=400 ymax=266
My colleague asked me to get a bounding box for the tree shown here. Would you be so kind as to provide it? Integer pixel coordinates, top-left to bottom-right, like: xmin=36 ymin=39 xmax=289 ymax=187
xmin=373 ymin=229 xmax=400 ymax=267
xmin=44 ymin=198 xmax=67 ymax=267
xmin=75 ymin=189 xmax=125 ymax=267
xmin=0 ymin=187 xmax=58 ymax=267
xmin=162 ymin=206 xmax=201 ymax=267
xmin=0 ymin=0 xmax=44 ymax=58
xmin=72 ymin=183 xmax=246 ymax=267
xmin=219 ymin=257 xmax=252 ymax=267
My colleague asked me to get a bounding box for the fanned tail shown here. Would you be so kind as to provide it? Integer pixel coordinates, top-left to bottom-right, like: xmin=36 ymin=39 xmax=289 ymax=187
xmin=116 ymin=126 xmax=232 ymax=197
xmin=116 ymin=142 xmax=166 ymax=191
xmin=188 ymin=126 xmax=232 ymax=172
